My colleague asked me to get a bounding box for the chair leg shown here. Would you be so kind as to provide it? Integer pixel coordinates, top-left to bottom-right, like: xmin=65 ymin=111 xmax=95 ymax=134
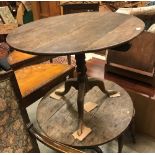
xmin=129 ymin=117 xmax=136 ymax=144
xmin=117 ymin=134 xmax=124 ymax=153
xmin=68 ymin=70 xmax=74 ymax=78
xmin=50 ymin=58 xmax=53 ymax=63
xmin=67 ymin=55 xmax=71 ymax=65
xmin=22 ymin=109 xmax=40 ymax=153
xmin=29 ymin=130 xmax=40 ymax=153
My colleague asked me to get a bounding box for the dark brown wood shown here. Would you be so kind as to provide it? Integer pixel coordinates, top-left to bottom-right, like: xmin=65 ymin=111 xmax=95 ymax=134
xmin=87 ymin=58 xmax=155 ymax=138
xmin=6 ymin=12 xmax=144 ymax=56
xmin=129 ymin=116 xmax=136 ymax=144
xmin=55 ymin=53 xmax=117 ymax=134
xmin=107 ymin=32 xmax=155 ymax=72
xmin=37 ymin=80 xmax=134 ymax=148
xmin=6 ymin=12 xmax=144 ymax=135
xmin=105 ymin=31 xmax=155 ymax=86
xmin=60 ymin=1 xmax=99 ymax=15
xmin=90 ymin=146 xmax=103 ymax=153
xmin=6 ymin=12 xmax=144 ymax=149
xmin=118 ymin=134 xmax=124 ymax=153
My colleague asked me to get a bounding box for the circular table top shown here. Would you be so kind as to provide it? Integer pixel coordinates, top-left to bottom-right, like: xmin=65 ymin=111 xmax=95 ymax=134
xmin=6 ymin=12 xmax=144 ymax=56
xmin=37 ymin=80 xmax=134 ymax=147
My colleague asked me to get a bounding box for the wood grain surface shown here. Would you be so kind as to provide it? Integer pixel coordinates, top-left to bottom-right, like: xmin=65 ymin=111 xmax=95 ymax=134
xmin=37 ymin=80 xmax=134 ymax=147
xmin=15 ymin=63 xmax=74 ymax=97
xmin=6 ymin=12 xmax=144 ymax=56
xmin=107 ymin=32 xmax=155 ymax=73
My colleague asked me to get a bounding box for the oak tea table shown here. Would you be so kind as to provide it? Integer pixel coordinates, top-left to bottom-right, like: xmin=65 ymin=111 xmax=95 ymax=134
xmin=6 ymin=12 xmax=144 ymax=135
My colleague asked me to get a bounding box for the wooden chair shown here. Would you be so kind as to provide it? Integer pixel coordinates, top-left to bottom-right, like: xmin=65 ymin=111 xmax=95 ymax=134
xmin=0 ymin=69 xmax=39 ymax=152
xmin=0 ymin=42 xmax=72 ymax=70
xmin=0 ymin=68 xmax=83 ymax=153
xmin=14 ymin=63 xmax=74 ymax=108
xmin=105 ymin=31 xmax=155 ymax=86
xmin=8 ymin=49 xmax=53 ymax=70
xmin=0 ymin=42 xmax=54 ymax=70
xmin=0 ymin=6 xmax=71 ymax=70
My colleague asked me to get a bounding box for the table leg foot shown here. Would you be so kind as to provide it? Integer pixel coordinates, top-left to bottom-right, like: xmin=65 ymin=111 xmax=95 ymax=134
xmin=107 ymin=90 xmax=119 ymax=97
xmin=129 ymin=117 xmax=136 ymax=144
xmin=55 ymin=78 xmax=78 ymax=96
xmin=118 ymin=134 xmax=124 ymax=153
xmin=92 ymin=146 xmax=103 ymax=153
xmin=87 ymin=77 xmax=118 ymax=97
xmin=77 ymin=121 xmax=84 ymax=136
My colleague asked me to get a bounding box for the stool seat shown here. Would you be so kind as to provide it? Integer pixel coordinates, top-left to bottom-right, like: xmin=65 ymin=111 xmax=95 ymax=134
xmin=8 ymin=50 xmax=36 ymax=65
xmin=15 ymin=63 xmax=74 ymax=97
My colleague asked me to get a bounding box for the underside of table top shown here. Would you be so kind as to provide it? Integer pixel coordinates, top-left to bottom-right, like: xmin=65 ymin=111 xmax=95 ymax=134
xmin=6 ymin=12 xmax=144 ymax=56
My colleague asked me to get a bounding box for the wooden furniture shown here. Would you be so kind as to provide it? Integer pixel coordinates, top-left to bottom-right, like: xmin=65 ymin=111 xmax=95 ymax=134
xmin=31 ymin=1 xmax=61 ymax=20
xmin=105 ymin=31 xmax=155 ymax=86
xmin=0 ymin=6 xmax=59 ymax=70
xmin=0 ymin=69 xmax=39 ymax=152
xmin=14 ymin=63 xmax=74 ymax=108
xmin=60 ymin=1 xmax=99 ymax=15
xmin=101 ymin=2 xmax=148 ymax=12
xmin=0 ymin=42 xmax=56 ymax=70
xmin=6 ymin=12 xmax=144 ymax=136
xmin=6 ymin=12 xmax=144 ymax=55
xmin=0 ymin=68 xmax=83 ymax=153
xmin=0 ymin=6 xmax=17 ymax=42
xmin=37 ymin=80 xmax=134 ymax=152
xmin=87 ymin=57 xmax=155 ymax=141
xmin=8 ymin=50 xmax=55 ymax=70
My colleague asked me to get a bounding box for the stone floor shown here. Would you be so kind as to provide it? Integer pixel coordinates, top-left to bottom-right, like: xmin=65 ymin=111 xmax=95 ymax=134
xmin=27 ymin=97 xmax=155 ymax=153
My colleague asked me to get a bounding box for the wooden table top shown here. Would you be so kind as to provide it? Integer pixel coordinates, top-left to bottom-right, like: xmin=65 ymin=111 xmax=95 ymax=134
xmin=37 ymin=80 xmax=134 ymax=147
xmin=6 ymin=12 xmax=144 ymax=56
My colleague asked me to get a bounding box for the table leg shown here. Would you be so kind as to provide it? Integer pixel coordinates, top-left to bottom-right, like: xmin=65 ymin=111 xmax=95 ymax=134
xmin=118 ymin=134 xmax=124 ymax=153
xmin=55 ymin=53 xmax=118 ymax=134
xmin=86 ymin=77 xmax=118 ymax=97
xmin=56 ymin=78 xmax=78 ymax=96
xmin=75 ymin=53 xmax=87 ymax=135
xmin=77 ymin=81 xmax=86 ymax=135
xmin=91 ymin=146 xmax=103 ymax=153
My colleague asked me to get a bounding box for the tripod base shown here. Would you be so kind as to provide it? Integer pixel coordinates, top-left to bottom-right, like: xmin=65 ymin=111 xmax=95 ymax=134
xmin=55 ymin=77 xmax=118 ymax=135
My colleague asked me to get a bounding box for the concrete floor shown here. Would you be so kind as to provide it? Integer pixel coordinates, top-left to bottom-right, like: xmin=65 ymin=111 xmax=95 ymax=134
xmin=27 ymin=97 xmax=155 ymax=153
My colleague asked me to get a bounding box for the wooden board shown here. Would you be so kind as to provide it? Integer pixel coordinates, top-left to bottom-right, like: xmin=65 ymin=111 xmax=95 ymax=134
xmin=37 ymin=80 xmax=134 ymax=147
xmin=107 ymin=31 xmax=155 ymax=73
xmin=128 ymin=90 xmax=155 ymax=138
xmin=105 ymin=31 xmax=155 ymax=86
xmin=6 ymin=12 xmax=144 ymax=56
